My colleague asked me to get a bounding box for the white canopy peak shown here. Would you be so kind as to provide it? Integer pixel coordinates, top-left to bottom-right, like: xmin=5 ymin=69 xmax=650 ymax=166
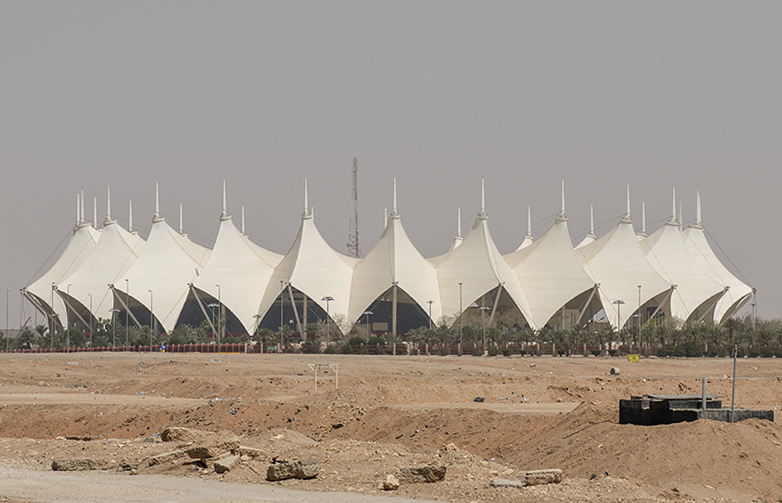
xmin=478 ymin=177 xmax=487 ymax=220
xmin=390 ymin=178 xmax=400 ymax=219
xmin=153 ymin=182 xmax=165 ymax=223
xmin=621 ymin=183 xmax=632 ymax=223
xmin=220 ymin=179 xmax=231 ymax=221
xmin=302 ymin=178 xmax=312 ymax=219
xmin=103 ymin=186 xmax=116 ymax=225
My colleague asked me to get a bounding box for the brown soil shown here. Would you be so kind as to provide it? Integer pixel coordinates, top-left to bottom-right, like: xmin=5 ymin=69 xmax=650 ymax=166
xmin=0 ymin=352 xmax=780 ymax=502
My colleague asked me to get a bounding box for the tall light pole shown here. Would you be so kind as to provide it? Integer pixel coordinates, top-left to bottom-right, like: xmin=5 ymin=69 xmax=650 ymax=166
xmin=125 ymin=279 xmax=129 ymax=346
xmin=479 ymin=306 xmax=490 ymax=352
xmin=427 ymin=300 xmax=433 ymax=330
xmin=148 ymin=289 xmax=154 ymax=351
xmin=279 ymin=281 xmax=285 ymax=353
xmin=363 ymin=311 xmax=373 ymax=341
xmin=50 ymin=283 xmax=55 ymax=350
xmin=458 ymin=282 xmax=463 ymax=357
xmin=637 ymin=285 xmax=642 ymax=350
xmin=109 ymin=308 xmax=120 ymax=347
xmin=66 ymin=284 xmax=72 ymax=352
xmin=322 ymin=296 xmax=334 ymax=347
xmin=253 ymin=314 xmax=263 ymax=351
xmin=87 ymin=293 xmax=93 ymax=349
xmin=215 ymin=284 xmax=222 ymax=352
xmin=5 ymin=288 xmax=9 ymax=352
xmin=613 ymin=300 xmax=625 ymax=344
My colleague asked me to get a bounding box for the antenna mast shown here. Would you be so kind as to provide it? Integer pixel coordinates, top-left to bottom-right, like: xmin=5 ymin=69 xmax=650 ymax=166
xmin=347 ymin=157 xmax=360 ymax=258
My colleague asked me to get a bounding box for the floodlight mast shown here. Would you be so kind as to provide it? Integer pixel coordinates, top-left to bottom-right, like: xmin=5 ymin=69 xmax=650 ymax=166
xmin=322 ymin=296 xmax=334 ymax=347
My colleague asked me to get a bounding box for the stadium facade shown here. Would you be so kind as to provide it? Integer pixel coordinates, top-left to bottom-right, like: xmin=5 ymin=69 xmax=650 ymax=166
xmin=22 ymin=180 xmax=753 ymax=338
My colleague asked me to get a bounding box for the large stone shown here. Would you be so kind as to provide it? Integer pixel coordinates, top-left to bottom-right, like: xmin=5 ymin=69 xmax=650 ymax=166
xmin=236 ymin=446 xmax=269 ymax=461
xmin=214 ymin=455 xmax=239 ymax=474
xmin=490 ymin=478 xmax=524 ymax=488
xmin=186 ymin=435 xmax=240 ymax=459
xmin=51 ymin=459 xmax=109 ymax=471
xmin=524 ymin=469 xmax=562 ymax=486
xmin=383 ymin=474 xmax=400 ymax=491
xmin=394 ymin=465 xmax=446 ymax=483
xmin=148 ymin=450 xmax=187 ymax=466
xmin=266 ymin=459 xmax=319 ymax=481
xmin=161 ymin=427 xmax=201 ymax=443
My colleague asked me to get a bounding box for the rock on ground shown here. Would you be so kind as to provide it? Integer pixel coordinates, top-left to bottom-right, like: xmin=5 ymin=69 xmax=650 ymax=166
xmin=52 ymin=459 xmax=109 ymax=471
xmin=394 ymin=465 xmax=446 ymax=483
xmin=266 ymin=459 xmax=319 ymax=481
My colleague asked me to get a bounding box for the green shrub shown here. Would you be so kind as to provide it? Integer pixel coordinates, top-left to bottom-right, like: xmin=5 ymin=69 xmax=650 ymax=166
xmin=608 ymin=349 xmax=618 ymax=357
xmin=557 ymin=350 xmax=566 ymax=357
xmin=676 ymin=341 xmax=703 ymax=358
xmin=472 ymin=347 xmax=483 ymax=357
xmin=301 ymin=341 xmax=319 ymax=354
xmin=348 ymin=336 xmax=365 ymax=347
xmin=340 ymin=344 xmax=354 ymax=355
xmin=760 ymin=347 xmax=774 ymax=358
xmin=368 ymin=336 xmax=385 ymax=346
xmin=591 ymin=349 xmax=602 ymax=357
xmin=749 ymin=347 xmax=761 ymax=358
xmin=358 ymin=345 xmax=370 ymax=355
xmin=737 ymin=346 xmax=746 ymax=358
xmin=657 ymin=346 xmax=668 ymax=357
xmin=375 ymin=344 xmax=386 ymax=355
xmin=439 ymin=346 xmax=451 ymax=356
xmin=519 ymin=349 xmax=526 ymax=356
xmin=775 ymin=349 xmax=782 ymax=359
xmin=324 ymin=344 xmax=338 ymax=355
xmin=488 ymin=347 xmax=499 ymax=357
xmin=410 ymin=348 xmax=419 ymax=356
xmin=502 ymin=348 xmax=511 ymax=357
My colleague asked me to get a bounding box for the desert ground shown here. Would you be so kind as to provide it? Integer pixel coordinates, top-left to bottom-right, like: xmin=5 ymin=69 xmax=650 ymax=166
xmin=0 ymin=351 xmax=780 ymax=503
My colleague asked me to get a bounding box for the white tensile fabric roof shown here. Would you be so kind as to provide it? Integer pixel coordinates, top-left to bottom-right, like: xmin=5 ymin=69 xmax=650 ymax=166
xmin=59 ymin=197 xmax=145 ymax=323
xmin=431 ymin=182 xmax=535 ymax=329
xmin=640 ymin=208 xmax=725 ymax=323
xmin=193 ymin=204 xmax=282 ymax=333
xmin=574 ymin=190 xmax=673 ymax=330
xmin=574 ymin=205 xmax=596 ymax=250
xmin=25 ymin=195 xmax=100 ymax=324
xmin=682 ymin=194 xmax=752 ymax=323
xmin=505 ymin=214 xmax=594 ymax=329
xmin=348 ymin=182 xmax=442 ymax=327
xmin=26 ymin=183 xmax=753 ymax=335
xmin=257 ymin=186 xmax=357 ymax=330
xmin=117 ymin=187 xmax=210 ymax=332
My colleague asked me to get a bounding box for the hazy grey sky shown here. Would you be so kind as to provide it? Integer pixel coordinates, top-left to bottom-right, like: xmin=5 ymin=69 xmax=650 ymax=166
xmin=2 ymin=1 xmax=779 ymax=328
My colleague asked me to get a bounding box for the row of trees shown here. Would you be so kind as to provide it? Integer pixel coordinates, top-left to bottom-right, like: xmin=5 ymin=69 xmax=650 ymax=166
xmin=2 ymin=312 xmax=778 ymax=354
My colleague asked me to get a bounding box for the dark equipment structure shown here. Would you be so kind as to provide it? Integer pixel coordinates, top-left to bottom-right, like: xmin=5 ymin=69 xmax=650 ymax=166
xmin=620 ymin=394 xmax=774 ymax=425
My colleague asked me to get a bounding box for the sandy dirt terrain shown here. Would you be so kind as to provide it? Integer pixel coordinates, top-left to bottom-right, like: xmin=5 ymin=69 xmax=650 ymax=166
xmin=0 ymin=352 xmax=780 ymax=503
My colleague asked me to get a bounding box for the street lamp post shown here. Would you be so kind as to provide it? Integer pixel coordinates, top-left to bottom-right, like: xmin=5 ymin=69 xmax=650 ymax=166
xmin=109 ymin=308 xmax=121 ymax=347
xmin=5 ymin=288 xmax=9 ymax=352
xmin=479 ymin=306 xmax=490 ymax=353
xmin=253 ymin=314 xmax=263 ymax=352
xmin=279 ymin=281 xmax=285 ymax=353
xmin=88 ymin=293 xmax=93 ymax=349
xmin=148 ymin=290 xmax=154 ymax=351
xmin=613 ymin=299 xmax=625 ymax=345
xmin=458 ymin=282 xmax=463 ymax=357
xmin=322 ymin=296 xmax=334 ymax=347
xmin=363 ymin=311 xmax=373 ymax=341
xmin=637 ymin=285 xmax=642 ymax=350
xmin=125 ymin=279 xmax=129 ymax=346
xmin=215 ymin=284 xmax=221 ymax=352
xmin=66 ymin=284 xmax=72 ymax=352
xmin=427 ymin=300 xmax=433 ymax=330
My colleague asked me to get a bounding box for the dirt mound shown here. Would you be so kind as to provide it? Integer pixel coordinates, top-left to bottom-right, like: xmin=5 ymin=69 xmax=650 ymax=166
xmin=507 ymin=417 xmax=782 ymax=502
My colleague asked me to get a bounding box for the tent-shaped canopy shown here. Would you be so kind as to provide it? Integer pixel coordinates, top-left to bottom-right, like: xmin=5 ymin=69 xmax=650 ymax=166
xmin=257 ymin=183 xmax=357 ymax=333
xmin=117 ymin=186 xmax=210 ymax=333
xmin=25 ymin=194 xmax=100 ymax=327
xmin=682 ymin=193 xmax=752 ymax=323
xmin=574 ymin=188 xmax=672 ymax=329
xmin=59 ymin=188 xmax=145 ymax=324
xmin=192 ymin=186 xmax=282 ymax=333
xmin=430 ymin=180 xmax=535 ymax=329
xmin=639 ymin=191 xmax=725 ymax=323
xmin=574 ymin=205 xmax=596 ymax=250
xmin=348 ymin=181 xmax=441 ymax=328
xmin=505 ymin=191 xmax=595 ymax=329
